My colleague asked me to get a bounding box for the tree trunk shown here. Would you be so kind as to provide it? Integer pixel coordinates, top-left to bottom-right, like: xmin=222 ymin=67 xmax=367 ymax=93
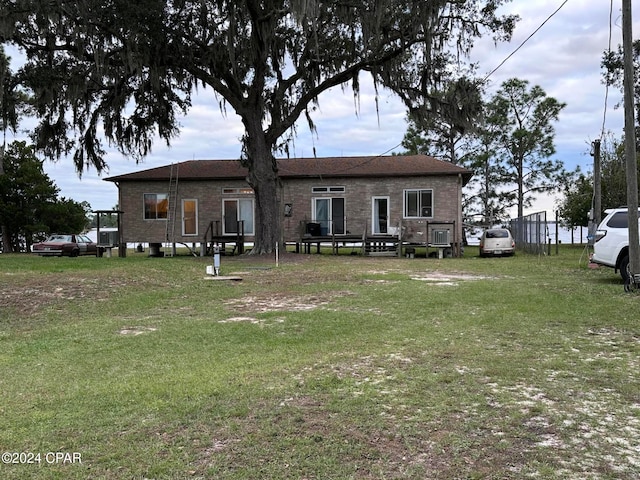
xmin=1 ymin=228 xmax=11 ymax=253
xmin=0 ymin=144 xmax=11 ymax=253
xmin=242 ymin=115 xmax=281 ymax=255
xmin=517 ymin=156 xmax=524 ymax=219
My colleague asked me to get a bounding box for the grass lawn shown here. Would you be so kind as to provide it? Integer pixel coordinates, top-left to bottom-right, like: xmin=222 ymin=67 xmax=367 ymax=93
xmin=1 ymin=246 xmax=639 ymax=479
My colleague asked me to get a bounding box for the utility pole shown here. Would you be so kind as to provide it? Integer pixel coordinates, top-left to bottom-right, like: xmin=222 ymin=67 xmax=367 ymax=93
xmin=592 ymin=139 xmax=601 ymax=227
xmin=622 ymin=0 xmax=640 ymax=286
xmin=589 ymin=138 xmax=601 ymax=247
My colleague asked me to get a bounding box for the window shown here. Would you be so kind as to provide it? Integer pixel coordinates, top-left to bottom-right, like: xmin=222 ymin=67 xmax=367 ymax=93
xmin=404 ymin=189 xmax=433 ymax=218
xmin=223 ymin=198 xmax=255 ymax=235
xmin=144 ymin=194 xmax=168 ymax=219
xmin=312 ymin=186 xmax=345 ymax=193
xmin=222 ymin=187 xmax=254 ymax=195
xmin=606 ymin=211 xmax=640 ymax=228
xmin=485 ymin=229 xmax=509 ymax=239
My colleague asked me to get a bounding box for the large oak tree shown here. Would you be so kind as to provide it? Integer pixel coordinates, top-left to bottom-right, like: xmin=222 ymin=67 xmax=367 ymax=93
xmin=1 ymin=0 xmax=517 ymax=253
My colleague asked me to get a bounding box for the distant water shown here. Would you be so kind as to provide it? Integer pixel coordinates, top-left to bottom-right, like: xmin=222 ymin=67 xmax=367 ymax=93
xmin=546 ymin=223 xmax=591 ymax=245
xmin=467 ymin=223 xmax=590 ymax=246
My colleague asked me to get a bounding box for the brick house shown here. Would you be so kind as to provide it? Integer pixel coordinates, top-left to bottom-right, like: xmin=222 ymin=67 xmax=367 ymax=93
xmin=105 ymin=154 xmax=472 ymax=255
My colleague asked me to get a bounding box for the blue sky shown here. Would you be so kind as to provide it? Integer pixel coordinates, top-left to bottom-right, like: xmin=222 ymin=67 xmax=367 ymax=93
xmin=6 ymin=0 xmax=639 ymax=216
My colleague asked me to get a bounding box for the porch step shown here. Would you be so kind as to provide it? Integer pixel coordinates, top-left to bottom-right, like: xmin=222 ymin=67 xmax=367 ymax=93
xmin=363 ymin=240 xmax=398 ymax=257
xmin=365 ymin=250 xmax=398 ymax=257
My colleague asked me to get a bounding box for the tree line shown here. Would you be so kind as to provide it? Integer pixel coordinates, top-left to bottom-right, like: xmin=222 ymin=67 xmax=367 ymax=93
xmin=397 ymin=75 xmax=568 ymax=226
xmin=398 ymin=37 xmax=640 ymax=231
xmin=0 ymin=1 xmax=638 ymax=249
xmin=0 ymin=139 xmax=91 ymax=252
xmin=0 ymin=47 xmax=102 ymax=252
xmin=558 ymin=40 xmax=640 ymax=229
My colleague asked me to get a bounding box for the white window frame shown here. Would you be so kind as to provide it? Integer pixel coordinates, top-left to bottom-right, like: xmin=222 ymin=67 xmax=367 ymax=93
xmin=372 ymin=196 xmax=390 ymax=235
xmin=312 ymin=186 xmax=345 ymax=193
xmin=403 ymin=189 xmax=434 ymax=219
xmin=312 ymin=197 xmax=346 ymax=235
xmin=222 ymin=198 xmax=255 ymax=236
xmin=143 ymin=193 xmax=168 ymax=220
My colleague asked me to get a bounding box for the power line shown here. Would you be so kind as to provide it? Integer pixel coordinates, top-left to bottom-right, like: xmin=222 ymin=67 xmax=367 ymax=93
xmin=481 ymin=0 xmax=570 ymax=85
xmin=369 ymin=1 xmax=572 ymax=163
xmin=601 ymin=0 xmax=615 ymax=138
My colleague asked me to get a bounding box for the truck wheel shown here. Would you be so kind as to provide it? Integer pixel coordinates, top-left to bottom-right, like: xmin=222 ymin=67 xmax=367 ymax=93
xmin=620 ymin=254 xmax=630 ymax=283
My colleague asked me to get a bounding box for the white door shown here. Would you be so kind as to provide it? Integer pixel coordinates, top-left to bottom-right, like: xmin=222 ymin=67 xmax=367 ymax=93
xmin=372 ymin=197 xmax=390 ymax=234
xmin=223 ymin=199 xmax=254 ymax=235
xmin=182 ymin=199 xmax=198 ymax=236
xmin=313 ymin=198 xmax=345 ymax=235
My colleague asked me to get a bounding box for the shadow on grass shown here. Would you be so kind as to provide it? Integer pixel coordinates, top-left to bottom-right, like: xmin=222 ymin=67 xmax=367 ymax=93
xmin=590 ymin=276 xmax=624 ymax=287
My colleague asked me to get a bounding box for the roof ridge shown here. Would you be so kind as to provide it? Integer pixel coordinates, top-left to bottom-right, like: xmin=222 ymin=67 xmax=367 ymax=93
xmin=104 ymin=154 xmax=472 ymax=184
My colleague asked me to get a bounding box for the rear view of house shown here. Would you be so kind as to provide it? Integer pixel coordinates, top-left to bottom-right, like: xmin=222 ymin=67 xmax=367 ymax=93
xmin=105 ymin=154 xmax=472 ymax=256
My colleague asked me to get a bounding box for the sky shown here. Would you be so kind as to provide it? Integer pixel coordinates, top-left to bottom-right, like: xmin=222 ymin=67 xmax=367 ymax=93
xmin=6 ymin=0 xmax=639 ymax=217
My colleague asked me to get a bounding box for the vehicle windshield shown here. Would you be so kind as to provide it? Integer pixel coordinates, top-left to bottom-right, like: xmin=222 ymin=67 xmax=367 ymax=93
xmin=485 ymin=230 xmax=509 ymax=239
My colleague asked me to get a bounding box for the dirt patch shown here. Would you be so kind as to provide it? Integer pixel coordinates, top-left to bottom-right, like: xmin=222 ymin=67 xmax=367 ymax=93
xmin=218 ymin=316 xmax=286 ymax=325
xmin=224 ymin=291 xmax=354 ymax=314
xmin=1 ymin=275 xmax=111 ymax=319
xmin=193 ymin=392 xmax=440 ymax=479
xmin=484 ymin=380 xmax=640 ymax=477
xmin=118 ymin=326 xmax=157 ymax=336
xmin=411 ymin=272 xmax=493 ymax=286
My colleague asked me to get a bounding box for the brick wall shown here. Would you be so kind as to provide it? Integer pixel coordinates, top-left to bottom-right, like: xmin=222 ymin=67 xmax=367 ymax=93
xmin=281 ymin=175 xmax=463 ymax=243
xmin=118 ymin=179 xmax=249 ymax=243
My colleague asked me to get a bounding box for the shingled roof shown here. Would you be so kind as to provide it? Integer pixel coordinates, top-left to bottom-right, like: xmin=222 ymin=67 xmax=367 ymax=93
xmin=105 ymin=155 xmax=472 ymax=185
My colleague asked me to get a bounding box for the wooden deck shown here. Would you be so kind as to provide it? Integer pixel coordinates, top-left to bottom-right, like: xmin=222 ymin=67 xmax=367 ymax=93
xmin=295 ymin=233 xmax=402 ymax=256
xmin=202 ymin=220 xmax=245 ymax=256
xmin=294 ymin=234 xmax=458 ymax=258
xmin=293 ymin=220 xmax=460 ymax=257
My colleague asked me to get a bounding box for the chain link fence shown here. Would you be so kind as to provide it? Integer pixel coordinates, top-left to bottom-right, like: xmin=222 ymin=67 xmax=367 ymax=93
xmin=509 ymin=211 xmax=549 ymax=254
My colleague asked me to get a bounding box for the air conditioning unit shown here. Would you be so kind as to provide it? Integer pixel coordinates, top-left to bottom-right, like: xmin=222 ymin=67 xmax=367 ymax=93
xmin=432 ymin=229 xmax=450 ymax=245
xmin=98 ymin=230 xmax=119 ymax=246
